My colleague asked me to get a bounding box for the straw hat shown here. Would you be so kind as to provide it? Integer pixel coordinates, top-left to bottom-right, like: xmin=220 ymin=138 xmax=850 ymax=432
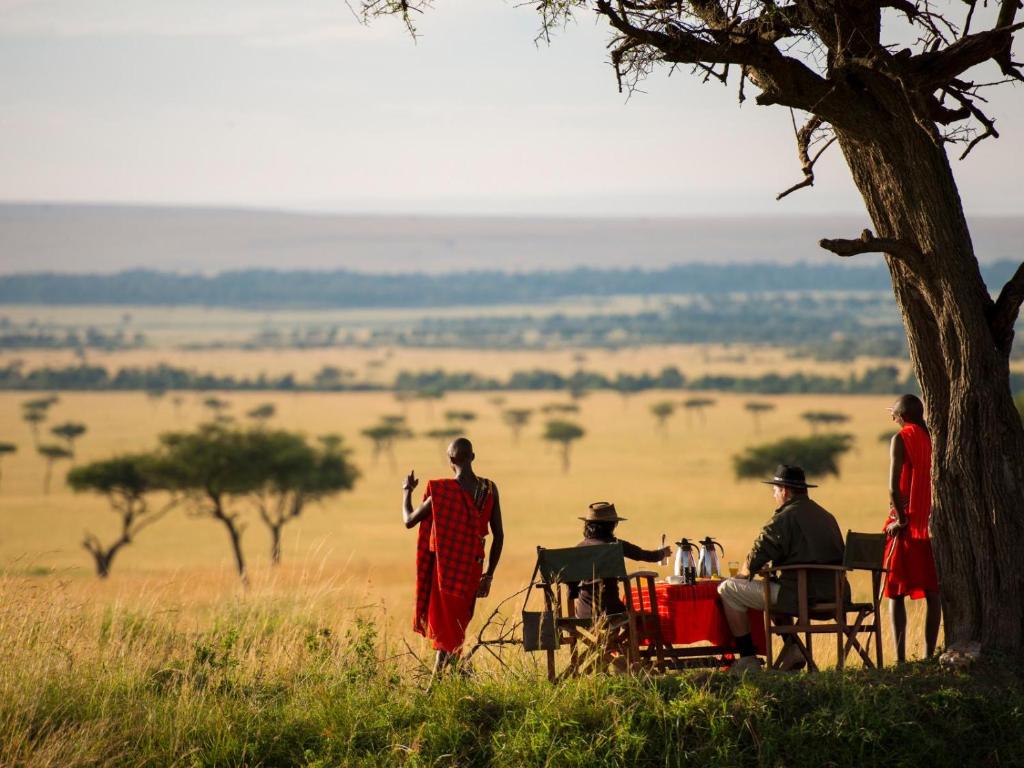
xmin=579 ymin=501 xmax=627 ymax=522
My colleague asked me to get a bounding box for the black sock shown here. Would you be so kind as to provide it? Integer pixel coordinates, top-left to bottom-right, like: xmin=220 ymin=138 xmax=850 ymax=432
xmin=735 ymin=633 xmax=756 ymax=657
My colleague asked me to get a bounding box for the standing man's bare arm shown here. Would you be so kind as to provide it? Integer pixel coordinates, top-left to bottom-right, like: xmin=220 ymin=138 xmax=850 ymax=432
xmin=478 ymin=485 xmax=504 ymax=597
xmin=887 ymin=435 xmax=907 ymax=534
xmin=402 ymin=470 xmax=432 ymax=529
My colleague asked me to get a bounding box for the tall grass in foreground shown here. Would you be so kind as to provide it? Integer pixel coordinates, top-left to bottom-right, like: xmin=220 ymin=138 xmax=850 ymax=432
xmin=1 ymin=574 xmax=1019 ymax=768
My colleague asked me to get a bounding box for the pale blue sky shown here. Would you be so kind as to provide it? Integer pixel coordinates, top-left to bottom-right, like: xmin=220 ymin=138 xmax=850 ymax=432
xmin=1 ymin=0 xmax=1022 ymax=216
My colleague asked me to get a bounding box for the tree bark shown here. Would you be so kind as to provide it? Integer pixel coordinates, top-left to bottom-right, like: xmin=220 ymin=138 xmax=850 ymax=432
xmin=832 ymin=85 xmax=1024 ymax=652
xmin=270 ymin=523 xmax=282 ymax=565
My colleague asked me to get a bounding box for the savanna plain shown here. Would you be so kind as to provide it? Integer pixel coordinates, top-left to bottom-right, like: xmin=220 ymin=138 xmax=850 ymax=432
xmin=3 ymin=335 xmax=1011 ymax=768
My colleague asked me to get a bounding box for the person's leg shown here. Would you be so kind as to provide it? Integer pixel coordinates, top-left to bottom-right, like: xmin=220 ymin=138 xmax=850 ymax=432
xmin=924 ymin=590 xmax=942 ymax=658
xmin=889 ymin=596 xmax=907 ymax=662
xmin=718 ymin=578 xmax=774 ymax=657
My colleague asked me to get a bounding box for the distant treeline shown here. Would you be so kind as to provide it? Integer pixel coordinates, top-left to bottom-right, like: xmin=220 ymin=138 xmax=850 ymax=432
xmin=1 ymin=261 xmax=1019 ymax=309
xmin=10 ymin=360 xmax=1014 ymax=395
xmin=370 ymin=294 xmax=906 ymax=356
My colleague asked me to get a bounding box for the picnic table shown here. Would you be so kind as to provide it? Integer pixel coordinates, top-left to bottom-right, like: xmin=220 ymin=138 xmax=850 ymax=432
xmin=629 ymin=579 xmax=766 ymax=667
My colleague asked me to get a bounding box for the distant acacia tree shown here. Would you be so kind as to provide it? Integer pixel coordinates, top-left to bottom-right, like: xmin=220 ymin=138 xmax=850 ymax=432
xmin=171 ymin=395 xmax=184 ymax=417
xmin=21 ymin=399 xmax=53 ymax=447
xmin=444 ymin=410 xmax=477 ymax=424
xmin=649 ymin=401 xmax=676 ymax=436
xmin=37 ymin=443 xmax=72 ymax=494
xmin=415 ymin=386 xmax=445 ymax=415
xmin=734 ymin=434 xmax=855 ymax=481
xmin=502 ymin=408 xmax=533 ymax=444
xmin=202 ymin=396 xmax=231 ymax=419
xmin=543 ymin=420 xmax=586 ymax=473
xmin=487 ymin=395 xmax=507 ymax=409
xmin=682 ymin=397 xmax=716 ymax=426
xmin=0 ymin=442 xmax=16 ymax=491
xmin=247 ymin=403 xmax=277 ymax=425
xmin=801 ymin=411 xmax=851 ymax=434
xmin=155 ymin=425 xmax=257 ymax=587
xmin=744 ymin=402 xmax=776 ymax=434
xmin=425 ymin=426 xmax=463 ymax=449
xmin=51 ymin=422 xmax=87 ymax=457
xmin=243 ymin=431 xmax=360 ymax=564
xmin=67 ymin=454 xmax=178 ymax=578
xmin=362 ymin=419 xmax=413 ymax=468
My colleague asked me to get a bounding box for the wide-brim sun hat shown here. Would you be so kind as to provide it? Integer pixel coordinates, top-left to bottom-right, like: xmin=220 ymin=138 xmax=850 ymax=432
xmin=579 ymin=501 xmax=627 ymax=522
xmin=760 ymin=464 xmax=818 ymax=489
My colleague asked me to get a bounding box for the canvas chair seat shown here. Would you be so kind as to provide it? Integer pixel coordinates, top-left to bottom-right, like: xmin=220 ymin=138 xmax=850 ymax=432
xmin=522 ymin=543 xmax=664 ymax=681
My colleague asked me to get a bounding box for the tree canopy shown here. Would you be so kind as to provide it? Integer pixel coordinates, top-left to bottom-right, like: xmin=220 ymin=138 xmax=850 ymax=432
xmin=733 ymin=434 xmax=855 ymax=481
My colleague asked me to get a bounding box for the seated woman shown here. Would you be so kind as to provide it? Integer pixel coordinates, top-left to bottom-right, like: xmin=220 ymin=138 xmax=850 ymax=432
xmin=572 ymin=501 xmax=670 ymax=618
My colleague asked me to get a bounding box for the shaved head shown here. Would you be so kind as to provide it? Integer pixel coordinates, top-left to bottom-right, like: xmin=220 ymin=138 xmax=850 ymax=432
xmin=892 ymin=394 xmax=925 ymax=424
xmin=447 ymin=437 xmax=474 ymax=466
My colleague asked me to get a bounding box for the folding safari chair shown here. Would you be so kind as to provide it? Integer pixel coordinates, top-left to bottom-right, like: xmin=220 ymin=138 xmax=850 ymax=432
xmin=839 ymin=531 xmax=887 ymax=668
xmin=522 ymin=543 xmax=663 ymax=681
xmin=761 ymin=530 xmax=888 ymax=671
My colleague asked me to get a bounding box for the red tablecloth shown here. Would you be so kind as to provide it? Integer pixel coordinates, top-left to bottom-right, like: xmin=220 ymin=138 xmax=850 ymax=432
xmin=630 ymin=580 xmax=766 ymax=654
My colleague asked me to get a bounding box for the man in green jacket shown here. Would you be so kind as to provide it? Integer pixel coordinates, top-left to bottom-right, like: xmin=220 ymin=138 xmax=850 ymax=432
xmin=718 ymin=464 xmax=845 ymax=672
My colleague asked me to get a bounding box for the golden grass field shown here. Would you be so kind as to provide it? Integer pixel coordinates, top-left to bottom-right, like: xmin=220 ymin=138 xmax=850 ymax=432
xmin=0 ymin=348 xmax=941 ymax=665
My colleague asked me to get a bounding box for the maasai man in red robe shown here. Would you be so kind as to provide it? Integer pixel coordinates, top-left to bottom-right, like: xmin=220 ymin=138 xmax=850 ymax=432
xmin=402 ymin=437 xmax=504 ymax=676
xmin=884 ymin=394 xmax=941 ymax=661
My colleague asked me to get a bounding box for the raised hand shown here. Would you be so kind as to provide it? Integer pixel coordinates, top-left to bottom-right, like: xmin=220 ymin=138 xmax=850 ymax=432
xmin=404 ymin=470 xmax=419 ymax=492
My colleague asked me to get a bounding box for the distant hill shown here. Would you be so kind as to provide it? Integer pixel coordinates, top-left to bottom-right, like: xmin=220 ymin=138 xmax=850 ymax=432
xmin=1 ymin=203 xmax=1021 ymax=275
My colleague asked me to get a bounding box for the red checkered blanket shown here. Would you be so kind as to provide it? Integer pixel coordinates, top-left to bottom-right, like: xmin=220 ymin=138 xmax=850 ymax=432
xmin=413 ymin=477 xmax=494 ymax=636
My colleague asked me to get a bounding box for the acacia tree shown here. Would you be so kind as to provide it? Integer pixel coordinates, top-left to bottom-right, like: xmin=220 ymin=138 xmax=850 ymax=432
xmin=649 ymin=401 xmax=676 ymax=436
xmin=243 ymin=431 xmax=360 ymax=565
xmin=67 ymin=454 xmax=178 ymax=578
xmin=367 ymin=0 xmax=1024 ymax=652
xmin=51 ymin=422 xmax=87 ymax=457
xmin=733 ymin=434 xmax=855 ymax=480
xmin=502 ymin=408 xmax=533 ymax=443
xmin=744 ymin=401 xmax=776 ymax=434
xmin=37 ymin=443 xmax=72 ymax=494
xmin=682 ymin=397 xmax=716 ymax=426
xmin=800 ymin=410 xmax=851 ymax=434
xmin=543 ymin=420 xmax=586 ymax=473
xmin=155 ymin=425 xmax=257 ymax=587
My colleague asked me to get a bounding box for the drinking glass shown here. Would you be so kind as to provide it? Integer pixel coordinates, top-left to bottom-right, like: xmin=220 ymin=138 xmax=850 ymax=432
xmin=728 ymin=561 xmax=740 ymax=578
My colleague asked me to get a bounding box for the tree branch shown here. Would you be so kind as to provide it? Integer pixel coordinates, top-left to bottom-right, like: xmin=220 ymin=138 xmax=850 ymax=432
xmin=989 ymin=260 xmax=1024 ymax=355
xmin=818 ymin=228 xmax=922 ymax=261
xmin=596 ymin=0 xmax=838 ymax=115
xmin=908 ymin=22 xmax=1024 ymax=89
xmin=776 ymin=113 xmax=837 ymax=199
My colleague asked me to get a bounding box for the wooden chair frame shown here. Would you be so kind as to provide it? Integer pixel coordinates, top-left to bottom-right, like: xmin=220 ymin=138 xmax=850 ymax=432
xmin=526 ymin=544 xmax=664 ymax=681
xmin=760 ymin=531 xmax=887 ymax=671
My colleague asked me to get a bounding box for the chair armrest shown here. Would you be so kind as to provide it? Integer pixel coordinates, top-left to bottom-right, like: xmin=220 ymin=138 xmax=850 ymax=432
xmin=759 ymin=564 xmax=848 ymax=574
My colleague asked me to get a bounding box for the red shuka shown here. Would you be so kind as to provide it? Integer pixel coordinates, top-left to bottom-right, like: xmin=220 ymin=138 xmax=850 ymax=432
xmin=883 ymin=423 xmax=939 ymax=599
xmin=413 ymin=478 xmax=494 ymax=652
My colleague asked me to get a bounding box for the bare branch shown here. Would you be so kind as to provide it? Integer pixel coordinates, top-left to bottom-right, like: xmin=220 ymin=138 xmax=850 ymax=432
xmin=818 ymin=228 xmax=922 ymax=261
xmin=776 ymin=113 xmax=837 ymax=199
xmin=989 ymin=260 xmax=1024 ymax=355
xmin=908 ymin=22 xmax=1024 ymax=89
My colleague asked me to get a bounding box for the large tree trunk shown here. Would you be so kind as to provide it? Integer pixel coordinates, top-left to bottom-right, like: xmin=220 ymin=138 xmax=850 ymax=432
xmin=834 ymin=87 xmax=1024 ymax=652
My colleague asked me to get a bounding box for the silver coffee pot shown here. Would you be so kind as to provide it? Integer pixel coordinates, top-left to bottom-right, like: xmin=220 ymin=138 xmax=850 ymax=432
xmin=674 ymin=538 xmax=698 ymax=583
xmin=697 ymin=536 xmax=725 ymax=579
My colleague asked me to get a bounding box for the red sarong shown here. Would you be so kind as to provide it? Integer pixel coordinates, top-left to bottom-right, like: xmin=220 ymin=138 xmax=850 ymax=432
xmin=413 ymin=478 xmax=494 ymax=652
xmin=883 ymin=423 xmax=939 ymax=599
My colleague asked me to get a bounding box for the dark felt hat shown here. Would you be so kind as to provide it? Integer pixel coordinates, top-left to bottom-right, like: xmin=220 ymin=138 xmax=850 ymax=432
xmin=761 ymin=464 xmax=818 ymax=489
xmin=579 ymin=501 xmax=627 ymax=522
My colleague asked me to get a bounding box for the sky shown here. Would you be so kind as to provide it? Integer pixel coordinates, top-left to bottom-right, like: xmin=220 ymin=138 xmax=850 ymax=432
xmin=1 ymin=0 xmax=1023 ymax=217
